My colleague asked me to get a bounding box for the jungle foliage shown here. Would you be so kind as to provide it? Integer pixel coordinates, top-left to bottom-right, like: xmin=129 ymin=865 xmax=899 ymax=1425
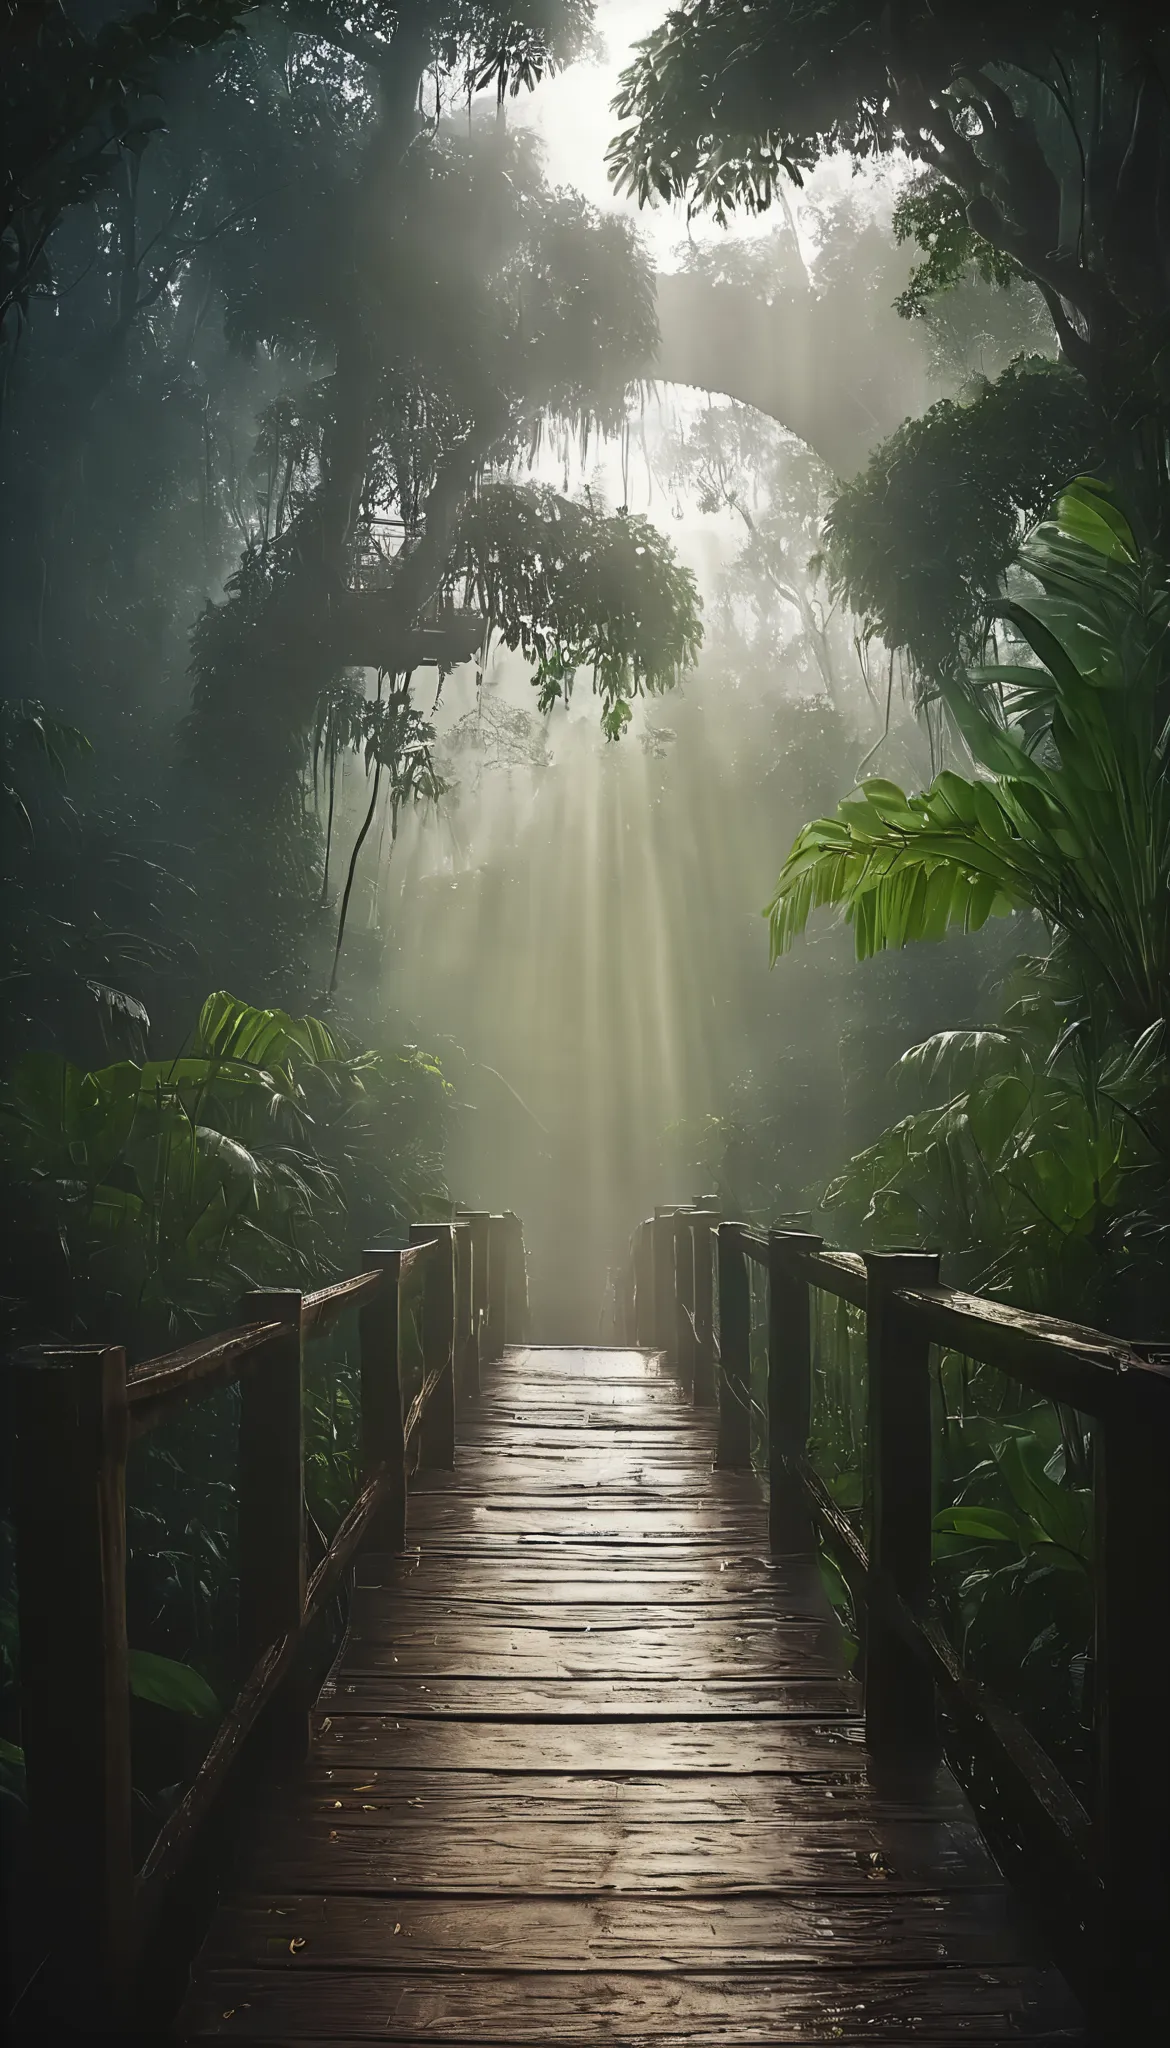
xmin=768 ymin=482 xmax=1170 ymax=1038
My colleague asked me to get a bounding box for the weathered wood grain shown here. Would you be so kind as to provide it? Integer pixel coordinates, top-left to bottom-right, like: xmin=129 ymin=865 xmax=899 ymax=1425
xmin=315 ymin=1681 xmax=859 ymax=1723
xmin=289 ymin=1769 xmax=971 ymax=1824
xmin=180 ymin=1339 xmax=1082 ymax=2046
xmin=335 ymin=1618 xmax=842 ymax=1679
xmin=354 ymin=1544 xmax=812 ymax=1587
xmin=310 ymin=1718 xmax=870 ymax=1777
xmin=237 ymin=1812 xmax=1003 ymax=1893
xmin=184 ymin=1963 xmax=1082 ymax=2040
xmin=197 ymin=1887 xmax=1036 ymax=1971
xmin=399 ymin=1502 xmax=773 ymax=1544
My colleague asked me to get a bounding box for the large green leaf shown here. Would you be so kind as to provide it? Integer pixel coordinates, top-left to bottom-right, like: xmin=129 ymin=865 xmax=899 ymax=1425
xmin=994 ymin=1435 xmax=1093 ymax=1564
xmin=192 ymin=991 xmax=349 ymax=1076
xmin=128 ymin=1649 xmax=221 ymax=1719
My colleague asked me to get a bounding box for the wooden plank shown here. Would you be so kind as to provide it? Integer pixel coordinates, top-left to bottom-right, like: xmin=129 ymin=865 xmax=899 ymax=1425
xmin=236 ymin=1811 xmax=1005 ymax=1894
xmin=413 ymin=1461 xmax=718 ymax=1494
xmin=459 ymin=1405 xmax=692 ymax=1426
xmin=332 ymin=1620 xmax=843 ymax=1678
xmin=464 ymin=1388 xmax=703 ymax=1411
xmin=400 ymin=1503 xmax=770 ymax=1543
xmin=291 ymin=1769 xmax=971 ymax=1824
xmin=345 ymin=1592 xmax=835 ymax=1631
xmin=503 ymin=1345 xmax=674 ymax=1373
xmin=452 ymin=1425 xmax=704 ymax=1441
xmin=198 ymin=1886 xmax=1038 ymax=1972
xmin=353 ymin=1554 xmax=826 ymax=1592
xmin=313 ymin=1710 xmax=865 ymax=1777
xmin=182 ymin=1963 xmax=1083 ymax=2039
xmin=345 ymin=1592 xmax=832 ymax=1624
xmin=432 ymin=1434 xmax=716 ymax=1458
xmin=359 ymin=1543 xmax=803 ymax=1578
xmin=316 ymin=1683 xmax=858 ymax=1725
xmin=179 ymin=1338 xmax=1083 ymax=2046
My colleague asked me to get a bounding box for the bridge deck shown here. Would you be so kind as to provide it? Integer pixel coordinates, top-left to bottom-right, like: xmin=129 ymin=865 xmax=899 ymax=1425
xmin=181 ymin=1345 xmax=1082 ymax=2042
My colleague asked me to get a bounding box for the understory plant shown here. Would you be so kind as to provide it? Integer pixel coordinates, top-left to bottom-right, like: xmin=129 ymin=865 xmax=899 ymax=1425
xmin=0 ymin=990 xmax=448 ymax=1841
xmin=763 ymin=477 xmax=1169 ymax=1784
xmin=768 ymin=479 xmax=1170 ymax=1324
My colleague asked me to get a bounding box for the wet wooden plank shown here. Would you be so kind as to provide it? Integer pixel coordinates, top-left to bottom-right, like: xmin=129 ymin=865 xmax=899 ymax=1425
xmin=472 ymin=1382 xmax=688 ymax=1408
xmin=183 ymin=1963 xmax=1083 ymax=2039
xmin=336 ymin=1619 xmax=841 ymax=1679
xmin=414 ymin=1464 xmax=728 ymax=1495
xmin=501 ymin=1347 xmax=672 ymax=1374
xmin=461 ymin=1405 xmax=694 ymax=1428
xmin=399 ymin=1503 xmax=773 ymax=1544
xmin=181 ymin=1341 xmax=1082 ymax=2045
xmin=198 ymin=1886 xmax=1039 ymax=1971
xmin=312 ymin=1718 xmax=868 ymax=1772
xmin=236 ymin=1812 xmax=1003 ymax=1893
xmin=346 ymin=1593 xmax=830 ymax=1624
xmin=315 ymin=1679 xmax=859 ymax=1722
xmin=356 ymin=1545 xmax=808 ymax=1585
xmin=352 ymin=1580 xmax=827 ymax=1612
xmin=290 ymin=1768 xmax=971 ymax=1824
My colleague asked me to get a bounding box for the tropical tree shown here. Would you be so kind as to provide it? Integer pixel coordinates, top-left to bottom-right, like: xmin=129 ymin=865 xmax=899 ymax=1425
xmin=1 ymin=0 xmax=253 ymax=349
xmin=455 ymin=481 xmax=703 ymax=738
xmin=767 ymin=481 xmax=1170 ymax=1039
xmin=609 ymin=1 xmax=1170 ymax=536
xmin=823 ymin=357 xmax=1099 ymax=696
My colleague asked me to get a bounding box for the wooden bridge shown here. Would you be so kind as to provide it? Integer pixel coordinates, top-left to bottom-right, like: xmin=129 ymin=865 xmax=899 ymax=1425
xmin=9 ymin=1208 xmax=1170 ymax=2040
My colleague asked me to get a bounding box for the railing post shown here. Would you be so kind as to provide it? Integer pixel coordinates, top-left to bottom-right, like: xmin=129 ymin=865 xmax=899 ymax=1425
xmin=692 ymin=1216 xmax=716 ymax=1404
xmin=411 ymin=1223 xmax=456 ymax=1467
xmin=767 ymin=1231 xmax=823 ymax=1552
xmin=716 ymin=1223 xmax=751 ymax=1468
xmin=674 ymin=1209 xmax=697 ymax=1396
xmin=12 ymin=1344 xmax=134 ymax=2020
xmin=485 ymin=1212 xmax=508 ymax=1362
xmin=633 ymin=1220 xmax=654 ymax=1347
xmin=862 ymin=1250 xmax=941 ymax=1763
xmin=456 ymin=1210 xmax=489 ymax=1382
xmin=503 ymin=1211 xmax=529 ymax=1343
xmin=652 ymin=1207 xmax=676 ymax=1361
xmin=453 ymin=1223 xmax=477 ymax=1402
xmin=1093 ymin=1376 xmax=1170 ymax=2014
xmin=237 ymin=1289 xmax=307 ymax=1762
xmin=359 ymin=1252 xmax=406 ymax=1551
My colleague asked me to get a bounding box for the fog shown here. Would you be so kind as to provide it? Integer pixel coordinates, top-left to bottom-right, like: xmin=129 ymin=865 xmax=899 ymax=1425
xmin=335 ymin=8 xmax=1034 ymax=1336
xmin=1 ymin=0 xmax=1050 ymax=1340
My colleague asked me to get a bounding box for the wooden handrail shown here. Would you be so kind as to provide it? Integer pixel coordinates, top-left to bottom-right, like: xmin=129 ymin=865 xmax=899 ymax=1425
xmin=895 ymin=1281 xmax=1164 ymax=1416
xmin=300 ymin=1267 xmax=385 ymax=1338
xmin=805 ymin=1245 xmax=867 ymax=1307
xmin=635 ymin=1205 xmax=1170 ymax=2018
xmin=127 ymin=1322 xmax=287 ymax=1438
xmin=10 ymin=1206 xmax=528 ymax=2026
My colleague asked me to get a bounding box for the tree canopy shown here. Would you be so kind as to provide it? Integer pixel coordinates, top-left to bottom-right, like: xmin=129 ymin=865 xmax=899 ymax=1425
xmin=610 ymin=1 xmax=1170 ymax=535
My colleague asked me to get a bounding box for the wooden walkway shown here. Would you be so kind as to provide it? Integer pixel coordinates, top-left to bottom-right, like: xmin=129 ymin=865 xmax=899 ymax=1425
xmin=181 ymin=1345 xmax=1083 ymax=2043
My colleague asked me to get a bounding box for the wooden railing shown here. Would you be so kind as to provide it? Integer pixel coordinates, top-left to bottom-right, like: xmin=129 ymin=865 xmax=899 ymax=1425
xmin=10 ymin=1209 xmax=527 ymax=2022
xmin=626 ymin=1208 xmax=1170 ymax=2020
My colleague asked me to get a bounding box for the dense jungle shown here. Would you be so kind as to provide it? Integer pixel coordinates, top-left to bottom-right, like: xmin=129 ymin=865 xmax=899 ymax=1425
xmin=2 ymin=0 xmax=1169 ymax=2029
